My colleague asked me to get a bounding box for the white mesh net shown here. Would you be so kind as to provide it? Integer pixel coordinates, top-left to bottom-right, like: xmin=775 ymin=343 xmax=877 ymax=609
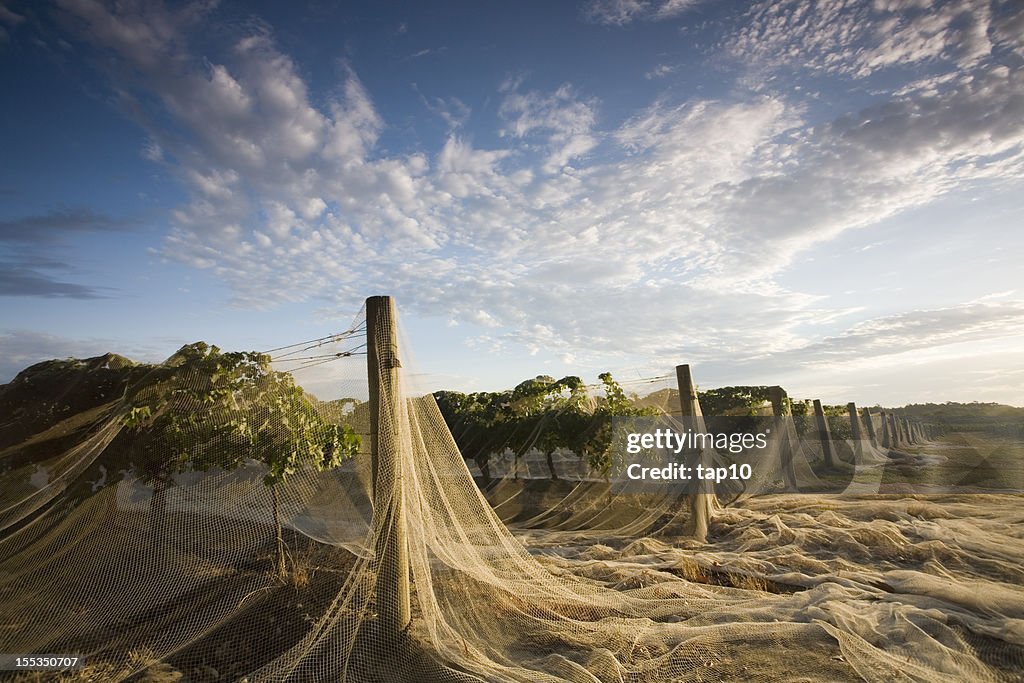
xmin=1 ymin=298 xmax=1022 ymax=682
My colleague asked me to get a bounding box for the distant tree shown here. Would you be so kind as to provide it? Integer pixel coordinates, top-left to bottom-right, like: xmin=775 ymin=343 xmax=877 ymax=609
xmin=821 ymin=403 xmax=853 ymax=441
xmin=437 ymin=373 xmax=659 ymax=484
xmin=506 ymin=375 xmax=586 ymax=480
xmin=434 ymin=389 xmax=512 ymax=485
xmin=697 ymin=386 xmax=772 ymax=417
xmin=234 ymin=365 xmax=360 ymax=579
xmin=573 ymin=372 xmax=659 ymax=479
xmin=122 ymin=342 xmax=360 ymax=579
xmin=790 ymin=399 xmax=813 ymax=436
xmin=698 ymin=386 xmax=772 ymax=439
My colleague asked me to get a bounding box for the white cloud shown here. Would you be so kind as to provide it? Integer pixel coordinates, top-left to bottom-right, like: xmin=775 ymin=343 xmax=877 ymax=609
xmin=186 ymin=167 xmax=238 ymax=199
xmin=141 ymin=138 xmax=164 ymax=162
xmin=498 ymin=83 xmax=598 ymax=172
xmin=322 ymin=69 xmax=382 ymax=162
xmin=52 ymin=0 xmax=1024 ymax=387
xmin=409 ymin=46 xmax=446 ymax=59
xmin=727 ymin=0 xmax=1015 ymax=80
xmin=499 ymin=83 xmax=595 ymax=137
xmin=420 ymin=93 xmax=471 ymax=131
xmin=583 ymin=0 xmax=700 ymax=25
xmin=761 ymin=301 xmax=1024 ymax=370
xmin=160 ymin=55 xmax=1021 ymax=356
xmin=644 ymin=64 xmax=676 ymax=79
xmin=299 ymin=197 xmax=327 ymax=220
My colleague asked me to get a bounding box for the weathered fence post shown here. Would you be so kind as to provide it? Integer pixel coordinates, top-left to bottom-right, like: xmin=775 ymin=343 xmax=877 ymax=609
xmin=847 ymin=402 xmax=863 ymax=464
xmin=813 ymin=399 xmax=836 ymax=469
xmin=366 ymin=295 xmax=411 ymax=640
xmin=861 ymin=408 xmax=879 ymax=449
xmin=880 ymin=410 xmax=891 ymax=449
xmin=769 ymin=386 xmax=798 ymax=490
xmin=676 ymin=364 xmax=714 ymax=542
xmin=889 ymin=412 xmax=902 ymax=449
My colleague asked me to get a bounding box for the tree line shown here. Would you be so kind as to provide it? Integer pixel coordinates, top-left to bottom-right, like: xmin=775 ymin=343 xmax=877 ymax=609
xmin=433 ymin=373 xmax=664 ymax=484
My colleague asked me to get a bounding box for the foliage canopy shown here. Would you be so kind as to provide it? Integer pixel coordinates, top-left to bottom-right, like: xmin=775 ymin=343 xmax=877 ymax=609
xmin=121 ymin=342 xmax=360 ymax=486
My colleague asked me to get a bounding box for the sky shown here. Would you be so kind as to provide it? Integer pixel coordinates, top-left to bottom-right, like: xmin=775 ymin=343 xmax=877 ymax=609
xmin=1 ymin=0 xmax=1022 ymax=407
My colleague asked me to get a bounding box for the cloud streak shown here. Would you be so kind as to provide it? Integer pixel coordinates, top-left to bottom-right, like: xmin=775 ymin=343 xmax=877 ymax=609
xmin=761 ymin=301 xmax=1024 ymax=370
xmin=583 ymin=0 xmax=700 ymax=26
xmin=0 ymin=208 xmax=133 ymax=298
xmin=0 ymin=208 xmax=136 ymax=243
xmin=0 ymin=264 xmax=107 ymax=299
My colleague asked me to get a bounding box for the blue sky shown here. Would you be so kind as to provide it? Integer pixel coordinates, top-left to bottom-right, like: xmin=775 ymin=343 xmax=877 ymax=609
xmin=1 ymin=0 xmax=1023 ymax=406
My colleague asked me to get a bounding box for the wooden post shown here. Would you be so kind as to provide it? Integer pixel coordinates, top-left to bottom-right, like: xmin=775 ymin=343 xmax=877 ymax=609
xmin=366 ymin=295 xmax=411 ymax=640
xmin=861 ymin=408 xmax=879 ymax=448
xmin=676 ymin=364 xmax=714 ymax=542
xmin=812 ymin=400 xmax=836 ymax=469
xmin=880 ymin=410 xmax=891 ymax=449
xmin=675 ymin=365 xmax=705 ymax=427
xmin=768 ymin=386 xmax=787 ymax=417
xmin=889 ymin=413 xmax=902 ymax=448
xmin=769 ymin=386 xmax=798 ymax=490
xmin=847 ymin=402 xmax=863 ymax=464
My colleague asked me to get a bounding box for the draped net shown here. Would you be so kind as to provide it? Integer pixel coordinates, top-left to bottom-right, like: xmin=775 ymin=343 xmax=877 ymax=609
xmin=1 ymin=304 xmax=1022 ymax=682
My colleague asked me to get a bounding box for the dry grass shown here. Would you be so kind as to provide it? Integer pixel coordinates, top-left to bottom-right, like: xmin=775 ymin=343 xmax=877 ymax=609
xmin=189 ymin=554 xmax=241 ymax=579
xmin=671 ymin=556 xmax=710 ymax=584
xmin=726 ymin=572 xmax=769 ymax=592
xmin=126 ymin=645 xmax=159 ymax=670
xmin=288 ymin=557 xmax=311 ymax=589
xmin=668 ymin=556 xmax=775 ymax=593
xmin=283 ymin=541 xmax=321 ymax=589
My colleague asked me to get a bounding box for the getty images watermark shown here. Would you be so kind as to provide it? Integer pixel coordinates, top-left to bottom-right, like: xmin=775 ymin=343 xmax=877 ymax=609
xmin=624 ymin=427 xmax=767 ymax=483
xmin=607 ymin=416 xmax=773 ymax=493
xmin=609 ymin=415 xmax=1024 ymax=495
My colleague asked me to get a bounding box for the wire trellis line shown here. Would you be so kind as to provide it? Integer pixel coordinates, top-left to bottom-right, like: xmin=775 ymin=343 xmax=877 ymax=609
xmin=262 ymin=323 xmax=367 ymax=358
xmin=282 ymin=352 xmax=369 ymax=372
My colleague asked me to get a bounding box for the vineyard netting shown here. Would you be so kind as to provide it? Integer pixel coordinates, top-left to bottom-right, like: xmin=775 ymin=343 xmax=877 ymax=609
xmin=1 ymin=298 xmax=1022 ymax=682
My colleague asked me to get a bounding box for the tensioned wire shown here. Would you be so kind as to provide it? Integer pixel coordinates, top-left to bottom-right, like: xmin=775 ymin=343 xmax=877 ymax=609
xmin=262 ymin=305 xmax=367 ymax=358
xmin=264 ymin=325 xmax=366 ymax=359
xmin=273 ymin=343 xmax=369 ymax=373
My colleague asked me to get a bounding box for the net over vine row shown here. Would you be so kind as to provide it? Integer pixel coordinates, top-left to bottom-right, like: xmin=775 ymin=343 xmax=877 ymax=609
xmin=1 ymin=297 xmax=1021 ymax=682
